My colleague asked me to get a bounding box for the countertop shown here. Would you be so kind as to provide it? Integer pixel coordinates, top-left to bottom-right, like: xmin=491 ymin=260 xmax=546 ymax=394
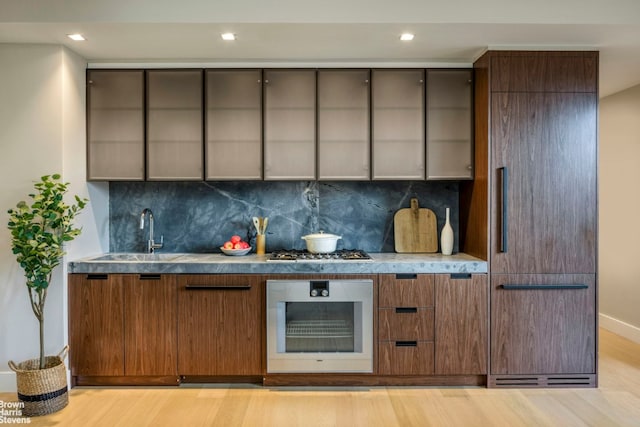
xmin=68 ymin=252 xmax=487 ymax=274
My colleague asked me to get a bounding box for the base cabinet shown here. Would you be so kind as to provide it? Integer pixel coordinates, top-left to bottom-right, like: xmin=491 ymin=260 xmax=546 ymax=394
xmin=435 ymin=274 xmax=488 ymax=375
xmin=69 ymin=274 xmax=178 ymax=382
xmin=177 ymin=275 xmax=263 ymax=376
xmin=490 ymin=274 xmax=596 ymax=376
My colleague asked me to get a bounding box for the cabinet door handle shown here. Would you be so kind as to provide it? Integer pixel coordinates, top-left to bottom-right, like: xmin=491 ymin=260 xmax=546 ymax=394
xmin=498 ymin=167 xmax=508 ymax=253
xmin=395 ymin=274 xmax=417 ymax=280
xmin=395 ymin=307 xmax=418 ymax=314
xmin=395 ymin=341 xmax=418 ymax=347
xmin=86 ymin=274 xmax=108 ymax=280
xmin=139 ymin=274 xmax=161 ymax=280
xmin=500 ymin=284 xmax=588 ymax=290
xmin=185 ymin=285 xmax=252 ymax=290
xmin=450 ymin=273 xmax=471 ymax=280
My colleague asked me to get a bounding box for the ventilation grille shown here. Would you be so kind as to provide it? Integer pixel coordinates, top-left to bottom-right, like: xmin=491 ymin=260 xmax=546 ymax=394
xmin=489 ymin=374 xmax=596 ymax=388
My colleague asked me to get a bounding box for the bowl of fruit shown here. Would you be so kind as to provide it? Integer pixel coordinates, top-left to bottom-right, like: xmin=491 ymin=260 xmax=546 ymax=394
xmin=220 ymin=235 xmax=252 ymax=256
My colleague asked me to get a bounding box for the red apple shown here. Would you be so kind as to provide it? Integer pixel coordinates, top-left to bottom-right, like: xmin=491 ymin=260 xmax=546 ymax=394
xmin=233 ymin=242 xmax=243 ymax=249
xmin=240 ymin=241 xmax=250 ymax=249
xmin=223 ymin=241 xmax=233 ymax=249
xmin=230 ymin=235 xmax=242 ymax=244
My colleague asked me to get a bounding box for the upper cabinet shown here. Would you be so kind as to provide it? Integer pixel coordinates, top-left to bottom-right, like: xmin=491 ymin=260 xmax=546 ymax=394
xmin=87 ymin=67 xmax=474 ymax=182
xmin=426 ymin=70 xmax=473 ymax=180
xmin=372 ymin=69 xmax=425 ymax=180
xmin=206 ymin=70 xmax=263 ymax=180
xmin=263 ymin=69 xmax=316 ymax=180
xmin=317 ymin=70 xmax=371 ymax=180
xmin=87 ymin=70 xmax=145 ymax=181
xmin=146 ymin=70 xmax=203 ymax=180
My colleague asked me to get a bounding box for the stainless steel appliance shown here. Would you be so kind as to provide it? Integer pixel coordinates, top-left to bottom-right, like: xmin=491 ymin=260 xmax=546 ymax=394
xmin=266 ymin=279 xmax=374 ymax=373
xmin=268 ymin=249 xmax=372 ymax=262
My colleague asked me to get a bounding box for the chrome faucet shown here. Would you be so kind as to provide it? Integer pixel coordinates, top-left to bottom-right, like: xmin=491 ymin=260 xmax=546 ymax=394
xmin=140 ymin=208 xmax=164 ymax=253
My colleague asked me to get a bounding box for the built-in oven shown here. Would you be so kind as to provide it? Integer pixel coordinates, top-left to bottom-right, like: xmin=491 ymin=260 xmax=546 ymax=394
xmin=266 ymin=279 xmax=373 ymax=373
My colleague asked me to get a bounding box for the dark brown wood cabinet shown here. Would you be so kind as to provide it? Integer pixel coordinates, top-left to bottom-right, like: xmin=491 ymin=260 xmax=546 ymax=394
xmin=490 ymin=274 xmax=596 ymax=377
xmin=177 ymin=275 xmax=263 ymax=377
xmin=123 ymin=274 xmax=178 ymax=376
xmin=434 ymin=274 xmax=487 ymax=375
xmin=378 ymin=274 xmax=435 ymax=375
xmin=475 ymin=51 xmax=599 ymax=387
xmin=69 ymin=274 xmax=127 ymax=377
xmin=68 ymin=274 xmax=178 ymax=385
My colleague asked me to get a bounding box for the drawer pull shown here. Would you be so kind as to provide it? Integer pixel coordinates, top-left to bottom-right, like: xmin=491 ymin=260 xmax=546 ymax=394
xmin=500 ymin=284 xmax=588 ymax=290
xmin=395 ymin=341 xmax=418 ymax=347
xmin=450 ymin=273 xmax=471 ymax=279
xmin=185 ymin=285 xmax=251 ymax=291
xmin=139 ymin=274 xmax=161 ymax=280
xmin=395 ymin=307 xmax=418 ymax=314
xmin=395 ymin=274 xmax=417 ymax=280
xmin=86 ymin=274 xmax=108 ymax=280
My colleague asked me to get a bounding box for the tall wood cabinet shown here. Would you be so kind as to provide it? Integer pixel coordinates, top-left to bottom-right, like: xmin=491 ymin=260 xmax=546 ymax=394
xmin=475 ymin=51 xmax=598 ymax=387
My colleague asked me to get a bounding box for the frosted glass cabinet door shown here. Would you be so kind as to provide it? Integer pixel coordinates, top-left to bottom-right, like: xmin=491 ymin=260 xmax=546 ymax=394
xmin=426 ymin=70 xmax=473 ymax=180
xmin=147 ymin=70 xmax=203 ymax=180
xmin=87 ymin=70 xmax=145 ymax=180
xmin=263 ymin=69 xmax=316 ymax=180
xmin=206 ymin=70 xmax=262 ymax=180
xmin=318 ymin=70 xmax=370 ymax=180
xmin=372 ymin=69 xmax=425 ymax=180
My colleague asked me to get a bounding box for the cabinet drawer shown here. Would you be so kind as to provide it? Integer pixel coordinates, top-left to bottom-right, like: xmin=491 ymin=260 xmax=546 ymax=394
xmin=379 ymin=341 xmax=434 ymax=375
xmin=379 ymin=308 xmax=434 ymax=341
xmin=177 ymin=274 xmax=258 ymax=290
xmin=379 ymin=274 xmax=434 ymax=307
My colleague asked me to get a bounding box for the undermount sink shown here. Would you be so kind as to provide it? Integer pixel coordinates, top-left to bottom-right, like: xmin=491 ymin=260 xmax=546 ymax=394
xmin=89 ymin=253 xmax=184 ymax=262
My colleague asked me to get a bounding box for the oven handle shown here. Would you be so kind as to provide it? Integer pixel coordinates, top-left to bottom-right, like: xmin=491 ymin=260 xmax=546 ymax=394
xmin=185 ymin=285 xmax=251 ymax=290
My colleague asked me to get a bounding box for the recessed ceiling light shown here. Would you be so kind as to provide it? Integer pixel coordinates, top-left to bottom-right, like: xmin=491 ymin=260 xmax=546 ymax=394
xmin=221 ymin=33 xmax=236 ymax=41
xmin=67 ymin=34 xmax=85 ymax=41
xmin=400 ymin=33 xmax=415 ymax=41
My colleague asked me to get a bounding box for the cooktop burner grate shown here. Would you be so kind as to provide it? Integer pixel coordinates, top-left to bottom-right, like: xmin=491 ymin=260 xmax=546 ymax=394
xmin=268 ymin=249 xmax=372 ymax=262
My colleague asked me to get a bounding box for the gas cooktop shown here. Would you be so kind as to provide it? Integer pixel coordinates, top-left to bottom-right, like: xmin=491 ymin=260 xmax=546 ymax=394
xmin=268 ymin=249 xmax=373 ymax=262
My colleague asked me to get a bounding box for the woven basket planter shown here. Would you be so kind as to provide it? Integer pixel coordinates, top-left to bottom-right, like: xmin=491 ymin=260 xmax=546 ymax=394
xmin=8 ymin=346 xmax=69 ymax=417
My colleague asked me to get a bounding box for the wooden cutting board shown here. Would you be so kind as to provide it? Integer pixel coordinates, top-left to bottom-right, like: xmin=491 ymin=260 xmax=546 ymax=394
xmin=394 ymin=198 xmax=438 ymax=253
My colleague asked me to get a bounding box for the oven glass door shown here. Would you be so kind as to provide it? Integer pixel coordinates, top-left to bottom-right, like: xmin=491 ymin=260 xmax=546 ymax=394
xmin=279 ymin=301 xmax=361 ymax=353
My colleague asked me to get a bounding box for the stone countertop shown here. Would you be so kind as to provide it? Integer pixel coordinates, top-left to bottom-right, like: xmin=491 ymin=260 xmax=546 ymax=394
xmin=68 ymin=252 xmax=487 ymax=274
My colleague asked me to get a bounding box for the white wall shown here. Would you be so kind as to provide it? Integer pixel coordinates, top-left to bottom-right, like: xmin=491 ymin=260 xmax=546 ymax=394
xmin=0 ymin=44 xmax=108 ymax=391
xmin=599 ymin=84 xmax=640 ymax=343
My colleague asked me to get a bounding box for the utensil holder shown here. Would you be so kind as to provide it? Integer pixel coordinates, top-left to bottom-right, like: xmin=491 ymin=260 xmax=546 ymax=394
xmin=256 ymin=234 xmax=266 ymax=255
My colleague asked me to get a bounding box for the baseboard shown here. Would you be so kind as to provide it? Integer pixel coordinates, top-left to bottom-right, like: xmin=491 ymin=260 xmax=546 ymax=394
xmin=600 ymin=313 xmax=640 ymax=344
xmin=0 ymin=371 xmax=16 ymax=392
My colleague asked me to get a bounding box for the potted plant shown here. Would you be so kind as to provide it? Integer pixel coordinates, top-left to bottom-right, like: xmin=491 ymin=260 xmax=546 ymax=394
xmin=6 ymin=174 xmax=87 ymax=416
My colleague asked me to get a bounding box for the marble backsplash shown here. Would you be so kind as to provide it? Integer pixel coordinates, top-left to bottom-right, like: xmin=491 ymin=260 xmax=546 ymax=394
xmin=109 ymin=181 xmax=459 ymax=254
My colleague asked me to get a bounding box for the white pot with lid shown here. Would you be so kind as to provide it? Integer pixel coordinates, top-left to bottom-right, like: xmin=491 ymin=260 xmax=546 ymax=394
xmin=301 ymin=231 xmax=342 ymax=253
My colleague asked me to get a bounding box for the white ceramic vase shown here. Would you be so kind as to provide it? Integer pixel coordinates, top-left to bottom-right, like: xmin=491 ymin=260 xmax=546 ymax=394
xmin=441 ymin=207 xmax=454 ymax=256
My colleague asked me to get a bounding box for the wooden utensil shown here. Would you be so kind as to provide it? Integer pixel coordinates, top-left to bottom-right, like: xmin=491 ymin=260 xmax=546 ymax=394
xmin=394 ymin=198 xmax=438 ymax=253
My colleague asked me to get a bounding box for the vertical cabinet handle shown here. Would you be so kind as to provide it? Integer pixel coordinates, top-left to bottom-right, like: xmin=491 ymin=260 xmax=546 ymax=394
xmin=498 ymin=167 xmax=508 ymax=253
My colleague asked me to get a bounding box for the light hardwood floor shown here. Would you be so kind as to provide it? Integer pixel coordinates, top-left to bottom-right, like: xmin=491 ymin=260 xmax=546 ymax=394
xmin=2 ymin=329 xmax=639 ymax=426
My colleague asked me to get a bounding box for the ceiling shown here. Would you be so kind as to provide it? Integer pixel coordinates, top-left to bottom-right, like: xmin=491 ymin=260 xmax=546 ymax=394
xmin=2 ymin=0 xmax=640 ymax=97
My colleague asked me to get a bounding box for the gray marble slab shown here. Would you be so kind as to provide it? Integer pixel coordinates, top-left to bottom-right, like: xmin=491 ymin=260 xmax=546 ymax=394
xmin=109 ymin=181 xmax=459 ymax=254
xmin=68 ymin=252 xmax=487 ymax=274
